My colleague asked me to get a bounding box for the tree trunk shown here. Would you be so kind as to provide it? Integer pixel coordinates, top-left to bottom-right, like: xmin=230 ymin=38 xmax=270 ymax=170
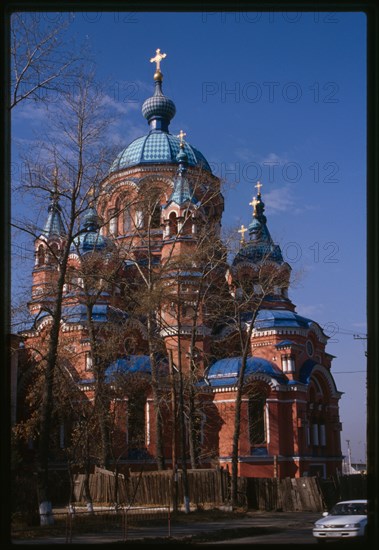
xmin=177 ymin=338 xmax=190 ymax=513
xmin=147 ymin=315 xmax=165 ymax=470
xmin=36 ymin=222 xmax=73 ymax=524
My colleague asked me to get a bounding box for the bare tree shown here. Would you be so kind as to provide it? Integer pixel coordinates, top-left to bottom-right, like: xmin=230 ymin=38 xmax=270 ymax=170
xmin=117 ymin=166 xmax=226 ymax=511
xmin=10 ymin=12 xmax=81 ymax=110
xmin=220 ymin=229 xmax=293 ymax=506
xmin=12 ymin=68 xmax=115 ymax=524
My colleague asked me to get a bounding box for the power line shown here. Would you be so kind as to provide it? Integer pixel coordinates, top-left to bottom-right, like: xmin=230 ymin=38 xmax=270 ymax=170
xmin=333 ymin=370 xmax=366 ymax=374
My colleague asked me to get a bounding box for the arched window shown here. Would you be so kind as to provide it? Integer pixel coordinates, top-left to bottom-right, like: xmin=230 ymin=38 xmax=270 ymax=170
xmin=109 ymin=208 xmax=118 ymax=236
xmin=127 ymin=393 xmax=146 ymax=456
xmin=85 ymin=353 xmax=93 ymax=371
xmin=135 ymin=210 xmax=144 ymax=229
xmin=123 ymin=207 xmax=131 ymax=234
xmin=248 ymin=395 xmax=267 ymax=446
xmin=66 ymin=268 xmax=79 ymax=292
xmin=307 ymin=381 xmax=328 ymax=449
xmin=169 ymin=212 xmax=178 ymax=236
xmin=151 ymin=201 xmax=161 ymax=229
xmin=115 ymin=198 xmax=121 ymax=234
xmin=49 ymin=242 xmax=59 ymax=265
xmin=37 ymin=245 xmax=45 ymax=266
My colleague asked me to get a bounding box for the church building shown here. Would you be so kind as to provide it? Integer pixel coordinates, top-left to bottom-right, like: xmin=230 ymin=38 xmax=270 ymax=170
xmin=21 ymin=50 xmax=343 ymax=479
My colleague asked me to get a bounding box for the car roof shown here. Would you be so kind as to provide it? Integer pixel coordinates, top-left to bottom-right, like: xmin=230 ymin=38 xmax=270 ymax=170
xmin=336 ymin=500 xmax=367 ymax=504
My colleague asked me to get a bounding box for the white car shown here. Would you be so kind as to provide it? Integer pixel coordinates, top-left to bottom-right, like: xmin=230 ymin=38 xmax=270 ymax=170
xmin=313 ymin=499 xmax=367 ymax=543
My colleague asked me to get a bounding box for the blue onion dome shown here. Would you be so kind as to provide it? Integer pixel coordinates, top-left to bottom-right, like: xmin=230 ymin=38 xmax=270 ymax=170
xmin=166 ymin=143 xmax=197 ymax=206
xmin=109 ymin=53 xmax=212 ymax=175
xmin=233 ymin=186 xmax=284 ymax=266
xmin=141 ymin=72 xmax=176 ymax=132
xmin=176 ymin=145 xmax=188 ymax=165
xmin=42 ymin=195 xmax=65 ymax=237
xmin=41 ymin=170 xmax=65 ymax=237
xmin=71 ymin=207 xmax=112 ymax=255
xmin=109 ymin=132 xmax=212 ymax=173
xmin=205 ymin=356 xmax=288 ymax=387
xmin=82 ymin=207 xmax=100 ymax=231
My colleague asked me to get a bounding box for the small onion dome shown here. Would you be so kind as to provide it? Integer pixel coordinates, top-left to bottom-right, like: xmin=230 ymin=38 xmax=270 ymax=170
xmin=176 ymin=146 xmax=188 ymax=165
xmin=41 ymin=197 xmax=65 ymax=238
xmin=141 ymin=77 xmax=176 ymax=132
xmin=82 ymin=207 xmax=100 ymax=231
xmin=71 ymin=207 xmax=112 ymax=255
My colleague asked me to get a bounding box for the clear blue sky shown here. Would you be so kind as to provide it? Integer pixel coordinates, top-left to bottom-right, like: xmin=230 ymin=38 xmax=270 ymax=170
xmin=11 ymin=10 xmax=367 ymax=463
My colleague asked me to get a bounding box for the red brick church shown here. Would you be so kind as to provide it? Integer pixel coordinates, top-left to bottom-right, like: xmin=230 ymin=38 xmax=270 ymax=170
xmin=20 ymin=50 xmax=343 ymax=479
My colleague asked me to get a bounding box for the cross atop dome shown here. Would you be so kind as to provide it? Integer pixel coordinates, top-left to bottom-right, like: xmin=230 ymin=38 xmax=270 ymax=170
xmin=238 ymin=224 xmax=248 ymax=243
xmin=51 ymin=167 xmax=59 ymax=203
xmin=249 ymin=182 xmax=266 ymax=220
xmin=142 ymin=48 xmax=176 ymax=131
xmin=255 ymin=180 xmax=263 ymax=196
xmin=249 ymin=196 xmax=259 ymax=216
xmin=150 ymin=48 xmax=167 ymax=81
xmin=41 ymin=168 xmax=65 ymax=238
xmin=177 ymin=129 xmax=187 ymax=146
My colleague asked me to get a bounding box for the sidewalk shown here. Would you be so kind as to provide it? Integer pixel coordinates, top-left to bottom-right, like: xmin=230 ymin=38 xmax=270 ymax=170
xmin=12 ymin=511 xmax=320 ymax=545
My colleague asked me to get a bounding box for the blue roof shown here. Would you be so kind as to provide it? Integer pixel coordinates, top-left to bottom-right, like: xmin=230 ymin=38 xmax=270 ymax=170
xmin=71 ymin=207 xmax=113 ymax=255
xmin=109 ymin=132 xmax=211 ymax=173
xmin=42 ymin=200 xmax=65 ymax=238
xmin=105 ymin=355 xmax=169 ymax=383
xmin=141 ymin=84 xmax=176 ymax=125
xmin=234 ymin=241 xmax=284 ymax=265
xmin=62 ymin=302 xmax=128 ymax=324
xmin=253 ymin=309 xmax=318 ymax=331
xmin=105 ymin=355 xmax=152 ymax=382
xmin=206 ymin=356 xmax=288 ymax=386
xmin=168 ymin=173 xmax=197 ymax=206
xmin=233 ymin=193 xmax=284 ymax=266
xmin=110 ymin=70 xmax=211 ymax=174
xmin=299 ymin=359 xmax=318 ymax=384
xmin=275 ymin=339 xmax=296 ymax=348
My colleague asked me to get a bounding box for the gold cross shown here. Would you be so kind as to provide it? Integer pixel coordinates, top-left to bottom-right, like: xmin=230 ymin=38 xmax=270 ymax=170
xmin=249 ymin=196 xmax=258 ymax=215
xmin=238 ymin=224 xmax=248 ymax=242
xmin=52 ymin=167 xmax=59 ymax=200
xmin=177 ymin=130 xmax=187 ymax=145
xmin=150 ymin=48 xmax=167 ymax=72
xmin=255 ymin=181 xmax=262 ymax=195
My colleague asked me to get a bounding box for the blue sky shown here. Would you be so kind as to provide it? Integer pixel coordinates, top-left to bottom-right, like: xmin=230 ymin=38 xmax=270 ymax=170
xmin=11 ymin=10 xmax=367 ymax=463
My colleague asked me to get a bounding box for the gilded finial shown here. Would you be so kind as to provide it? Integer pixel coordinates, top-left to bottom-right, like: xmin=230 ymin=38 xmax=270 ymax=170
xmin=52 ymin=167 xmax=59 ymax=202
xmin=150 ymin=48 xmax=167 ymax=80
xmin=177 ymin=130 xmax=187 ymax=147
xmin=249 ymin=196 xmax=259 ymax=216
xmin=255 ymin=181 xmax=262 ymax=196
xmin=87 ymin=184 xmax=96 ymax=208
xmin=238 ymin=224 xmax=248 ymax=243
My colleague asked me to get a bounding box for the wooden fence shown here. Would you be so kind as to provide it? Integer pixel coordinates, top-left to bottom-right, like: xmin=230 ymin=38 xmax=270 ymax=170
xmin=73 ymin=467 xmax=127 ymax=504
xmin=245 ymin=474 xmax=367 ymax=512
xmin=72 ymin=468 xmax=366 ymax=513
xmin=73 ymin=467 xmax=229 ymax=509
xmin=245 ymin=476 xmax=325 ymax=512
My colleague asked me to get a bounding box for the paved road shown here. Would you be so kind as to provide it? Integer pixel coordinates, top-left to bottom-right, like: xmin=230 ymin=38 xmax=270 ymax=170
xmin=12 ymin=511 xmax=321 ymax=545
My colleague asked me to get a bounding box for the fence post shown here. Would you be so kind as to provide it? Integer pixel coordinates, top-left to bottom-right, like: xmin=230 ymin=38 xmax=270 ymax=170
xmin=123 ymin=509 xmax=128 ymax=541
xmin=65 ymin=510 xmax=73 ymax=544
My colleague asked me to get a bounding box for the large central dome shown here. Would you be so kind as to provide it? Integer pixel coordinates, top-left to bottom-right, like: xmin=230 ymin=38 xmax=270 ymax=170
xmin=110 ymin=132 xmax=211 ymax=173
xmin=109 ymin=59 xmax=212 ymax=174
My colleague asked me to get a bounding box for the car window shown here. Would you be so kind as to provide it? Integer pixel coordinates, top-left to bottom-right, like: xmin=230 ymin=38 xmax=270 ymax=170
xmin=330 ymin=503 xmax=367 ymax=516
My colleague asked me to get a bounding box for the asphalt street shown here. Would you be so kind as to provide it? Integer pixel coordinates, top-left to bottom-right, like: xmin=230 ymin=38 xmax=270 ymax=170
xmin=12 ymin=511 xmax=321 ymax=545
